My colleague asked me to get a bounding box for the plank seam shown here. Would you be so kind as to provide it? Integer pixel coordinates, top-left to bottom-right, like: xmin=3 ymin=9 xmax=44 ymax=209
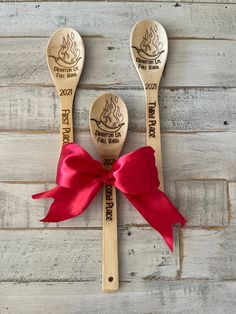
xmin=0 ymin=226 xmax=227 ymax=231
xmin=0 ymin=84 xmax=236 ymax=89
xmin=227 ymin=181 xmax=233 ymax=225
xmin=0 ymin=130 xmax=235 ymax=134
xmin=0 ymin=1 xmax=235 ymax=4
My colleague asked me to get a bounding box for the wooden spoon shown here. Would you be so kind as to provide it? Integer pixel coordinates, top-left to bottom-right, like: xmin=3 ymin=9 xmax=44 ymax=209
xmin=89 ymin=93 xmax=128 ymax=292
xmin=46 ymin=27 xmax=85 ymax=146
xmin=130 ymin=19 xmax=168 ymax=191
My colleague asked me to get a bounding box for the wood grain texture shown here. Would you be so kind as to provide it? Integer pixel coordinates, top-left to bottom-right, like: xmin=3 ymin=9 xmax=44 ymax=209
xmin=182 ymin=227 xmax=236 ymax=279
xmin=1 ymin=280 xmax=236 ymax=314
xmin=0 ymin=132 xmax=235 ymax=181
xmin=229 ymin=182 xmax=236 ymax=225
xmin=173 ymin=180 xmax=228 ymax=227
xmin=0 ymin=3 xmax=235 ymax=39
xmin=1 ymin=38 xmax=235 ymax=87
xmin=0 ymin=183 xmax=45 ymax=228
xmin=0 ymin=180 xmax=228 ymax=228
xmin=1 ymin=87 xmax=235 ymax=132
xmin=0 ymin=228 xmax=179 ymax=282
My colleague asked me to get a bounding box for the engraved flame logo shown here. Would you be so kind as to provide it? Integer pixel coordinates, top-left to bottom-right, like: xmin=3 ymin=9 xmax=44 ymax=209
xmin=91 ymin=96 xmax=125 ymax=133
xmin=141 ymin=26 xmax=163 ymax=57
xmin=132 ymin=25 xmax=164 ymax=61
xmin=50 ymin=32 xmax=81 ymax=68
xmin=100 ymin=96 xmax=124 ymax=128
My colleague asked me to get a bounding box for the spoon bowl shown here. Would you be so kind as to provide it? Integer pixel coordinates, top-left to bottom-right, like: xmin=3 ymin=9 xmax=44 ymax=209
xmin=46 ymin=27 xmax=85 ymax=145
xmin=130 ymin=19 xmax=168 ymax=191
xmin=90 ymin=93 xmax=128 ymax=164
xmin=89 ymin=92 xmax=128 ymax=292
xmin=130 ymin=19 xmax=168 ymax=85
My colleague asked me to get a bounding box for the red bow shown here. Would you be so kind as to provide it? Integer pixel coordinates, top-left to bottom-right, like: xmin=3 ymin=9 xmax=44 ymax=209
xmin=32 ymin=143 xmax=186 ymax=251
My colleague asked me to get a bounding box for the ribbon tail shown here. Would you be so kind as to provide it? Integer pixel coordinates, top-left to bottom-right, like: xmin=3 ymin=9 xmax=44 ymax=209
xmin=32 ymin=186 xmax=60 ymax=200
xmin=32 ymin=179 xmax=102 ymax=222
xmin=125 ymin=190 xmax=186 ymax=252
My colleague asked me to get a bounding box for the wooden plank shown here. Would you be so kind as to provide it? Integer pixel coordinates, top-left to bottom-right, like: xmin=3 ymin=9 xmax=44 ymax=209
xmin=1 ymin=86 xmax=235 ymax=132
xmin=0 ymin=180 xmax=228 ymax=228
xmin=229 ymin=182 xmax=236 ymax=225
xmin=0 ymin=228 xmax=179 ymax=281
xmin=182 ymin=227 xmax=236 ymax=279
xmin=1 ymin=280 xmax=236 ymax=314
xmin=0 ymin=38 xmax=235 ymax=87
xmin=0 ymin=3 xmax=235 ymax=39
xmin=170 ymin=180 xmax=228 ymax=227
xmin=0 ymin=131 xmax=235 ymax=182
xmin=0 ymin=183 xmax=45 ymax=228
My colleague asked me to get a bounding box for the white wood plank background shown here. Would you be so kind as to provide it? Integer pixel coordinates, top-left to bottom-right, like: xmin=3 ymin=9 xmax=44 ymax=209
xmin=1 ymin=38 xmax=235 ymax=87
xmin=0 ymin=3 xmax=235 ymax=39
xmin=0 ymin=87 xmax=235 ymax=132
xmin=1 ymin=280 xmax=236 ymax=314
xmin=0 ymin=1 xmax=235 ymax=313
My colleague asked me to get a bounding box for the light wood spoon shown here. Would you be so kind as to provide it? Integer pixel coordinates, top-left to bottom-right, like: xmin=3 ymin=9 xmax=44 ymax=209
xmin=89 ymin=93 xmax=128 ymax=292
xmin=130 ymin=19 xmax=168 ymax=191
xmin=46 ymin=27 xmax=85 ymax=146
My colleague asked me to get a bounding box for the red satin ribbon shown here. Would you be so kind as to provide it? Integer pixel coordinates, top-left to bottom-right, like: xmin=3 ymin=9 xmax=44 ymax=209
xmin=32 ymin=143 xmax=186 ymax=251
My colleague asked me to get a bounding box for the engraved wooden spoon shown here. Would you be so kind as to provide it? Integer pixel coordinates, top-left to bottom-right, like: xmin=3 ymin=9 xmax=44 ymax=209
xmin=46 ymin=27 xmax=85 ymax=146
xmin=130 ymin=19 xmax=168 ymax=191
xmin=89 ymin=93 xmax=128 ymax=292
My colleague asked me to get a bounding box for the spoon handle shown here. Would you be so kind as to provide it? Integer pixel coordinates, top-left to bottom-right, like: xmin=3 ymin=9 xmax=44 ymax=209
xmin=58 ymin=91 xmax=75 ymax=146
xmin=145 ymin=88 xmax=164 ymax=191
xmin=102 ymin=179 xmax=119 ymax=292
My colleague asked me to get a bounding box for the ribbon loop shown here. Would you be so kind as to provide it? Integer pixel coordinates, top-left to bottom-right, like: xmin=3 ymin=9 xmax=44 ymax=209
xmin=33 ymin=143 xmax=186 ymax=251
xmin=112 ymin=146 xmax=159 ymax=194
